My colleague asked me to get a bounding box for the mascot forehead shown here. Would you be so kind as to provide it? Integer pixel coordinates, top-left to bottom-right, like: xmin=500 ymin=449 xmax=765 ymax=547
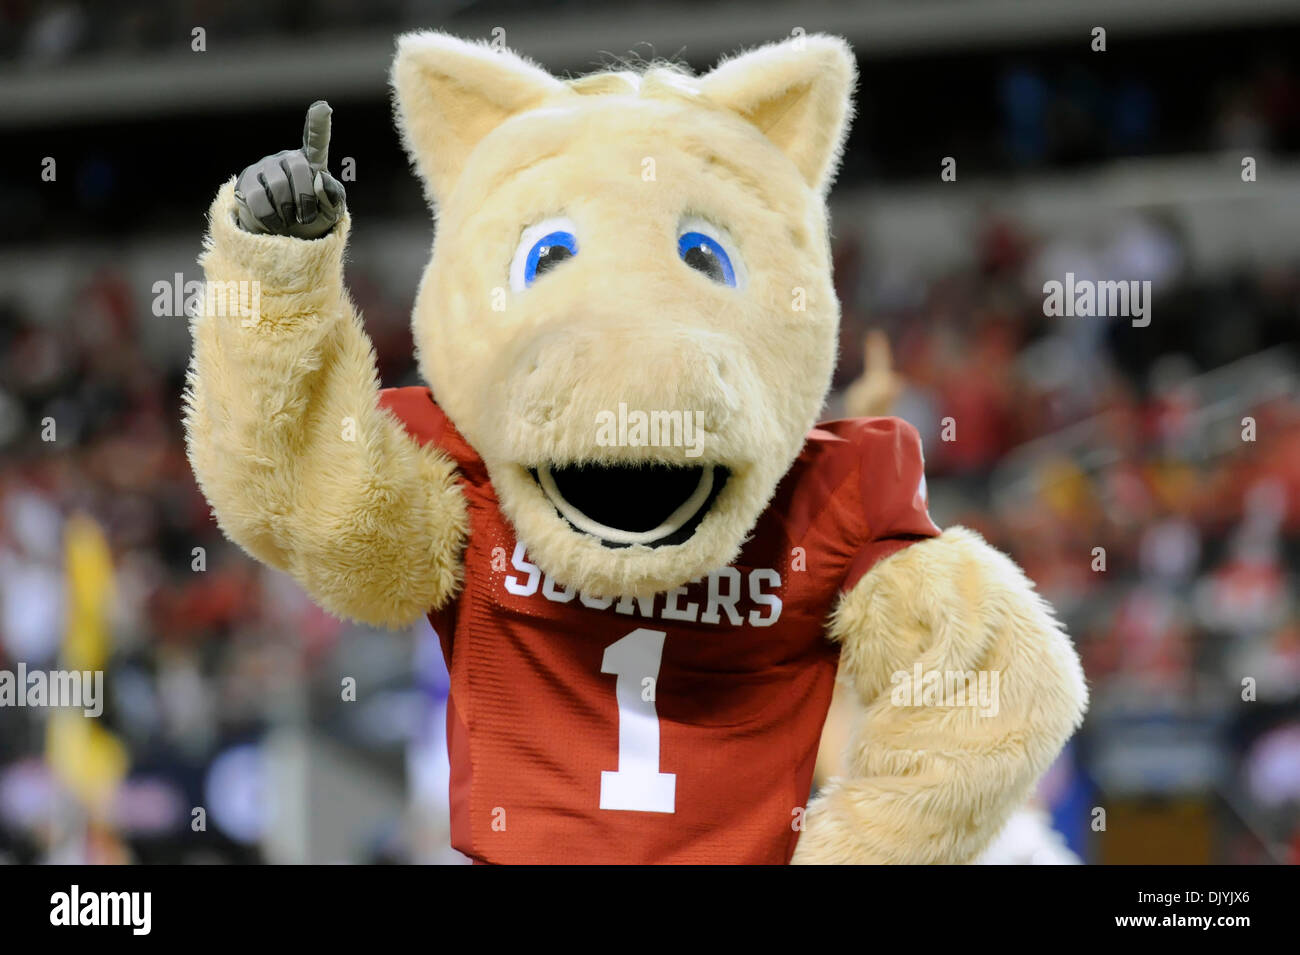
xmin=449 ymin=90 xmax=806 ymax=214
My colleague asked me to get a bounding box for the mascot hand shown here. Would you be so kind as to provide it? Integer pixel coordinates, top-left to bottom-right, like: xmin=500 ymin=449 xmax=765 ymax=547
xmin=234 ymin=100 xmax=346 ymax=238
xmin=843 ymin=330 xmax=903 ymax=418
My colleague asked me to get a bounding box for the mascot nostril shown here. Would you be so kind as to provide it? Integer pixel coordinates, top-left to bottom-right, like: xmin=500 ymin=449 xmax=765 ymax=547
xmin=520 ymin=395 xmax=562 ymax=426
xmin=186 ymin=31 xmax=1088 ymax=865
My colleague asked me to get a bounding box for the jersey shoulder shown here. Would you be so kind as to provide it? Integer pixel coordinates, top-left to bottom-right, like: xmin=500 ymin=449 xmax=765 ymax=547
xmin=797 ymin=416 xmax=932 ymax=527
xmin=784 ymin=416 xmax=940 ymax=592
xmin=378 ymin=386 xmax=488 ymax=486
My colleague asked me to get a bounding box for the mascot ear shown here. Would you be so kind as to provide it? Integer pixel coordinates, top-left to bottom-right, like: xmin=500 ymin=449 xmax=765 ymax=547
xmin=391 ymin=31 xmax=565 ymax=205
xmin=700 ymin=34 xmax=856 ymax=194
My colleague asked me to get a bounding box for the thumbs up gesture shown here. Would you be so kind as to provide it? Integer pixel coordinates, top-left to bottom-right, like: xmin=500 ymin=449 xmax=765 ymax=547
xmin=234 ymin=101 xmax=347 ymax=238
xmin=843 ymin=329 xmax=903 ymax=418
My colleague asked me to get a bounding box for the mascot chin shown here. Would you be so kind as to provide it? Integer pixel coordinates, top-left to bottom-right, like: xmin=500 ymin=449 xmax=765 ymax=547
xmin=185 ymin=31 xmax=1087 ymax=864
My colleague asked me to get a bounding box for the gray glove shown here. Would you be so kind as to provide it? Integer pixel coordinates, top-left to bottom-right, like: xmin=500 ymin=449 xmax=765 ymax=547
xmin=234 ymin=101 xmax=346 ymax=239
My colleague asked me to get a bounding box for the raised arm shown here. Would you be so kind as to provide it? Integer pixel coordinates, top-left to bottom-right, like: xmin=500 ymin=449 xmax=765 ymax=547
xmin=183 ymin=103 xmax=467 ymax=628
xmin=794 ymin=526 xmax=1087 ymax=864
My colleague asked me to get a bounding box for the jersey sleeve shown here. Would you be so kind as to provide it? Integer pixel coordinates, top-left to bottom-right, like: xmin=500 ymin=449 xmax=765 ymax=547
xmin=837 ymin=417 xmax=940 ymax=594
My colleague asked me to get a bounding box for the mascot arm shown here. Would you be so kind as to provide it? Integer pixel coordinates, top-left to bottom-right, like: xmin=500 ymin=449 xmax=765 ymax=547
xmin=183 ymin=179 xmax=467 ymax=628
xmin=793 ymin=526 xmax=1087 ymax=864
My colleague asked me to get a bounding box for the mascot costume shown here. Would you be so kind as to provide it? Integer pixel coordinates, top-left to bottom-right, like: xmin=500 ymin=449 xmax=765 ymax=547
xmin=185 ymin=31 xmax=1087 ymax=864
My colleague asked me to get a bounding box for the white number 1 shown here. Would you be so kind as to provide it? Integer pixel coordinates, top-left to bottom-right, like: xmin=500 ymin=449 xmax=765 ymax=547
xmin=599 ymin=628 xmax=676 ymax=813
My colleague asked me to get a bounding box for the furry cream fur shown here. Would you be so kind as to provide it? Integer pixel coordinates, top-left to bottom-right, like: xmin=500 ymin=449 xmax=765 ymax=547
xmin=184 ymin=183 xmax=467 ymax=627
xmin=793 ymin=527 xmax=1088 ymax=864
xmin=185 ymin=31 xmax=1088 ymax=864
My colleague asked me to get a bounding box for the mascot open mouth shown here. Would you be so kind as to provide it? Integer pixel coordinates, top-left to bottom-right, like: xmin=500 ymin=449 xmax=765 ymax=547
xmin=530 ymin=463 xmax=730 ymax=548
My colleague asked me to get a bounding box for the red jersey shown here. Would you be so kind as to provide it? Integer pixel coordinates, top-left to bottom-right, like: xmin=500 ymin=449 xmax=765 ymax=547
xmin=379 ymin=386 xmax=938 ymax=864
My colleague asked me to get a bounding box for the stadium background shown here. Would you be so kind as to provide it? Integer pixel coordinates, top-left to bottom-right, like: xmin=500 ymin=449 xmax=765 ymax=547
xmin=1 ymin=0 xmax=1298 ymax=864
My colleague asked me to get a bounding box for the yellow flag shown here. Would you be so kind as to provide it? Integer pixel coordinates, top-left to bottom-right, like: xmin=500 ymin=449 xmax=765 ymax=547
xmin=47 ymin=714 xmax=127 ymax=817
xmin=47 ymin=514 xmax=126 ymax=817
xmin=62 ymin=513 xmax=114 ymax=672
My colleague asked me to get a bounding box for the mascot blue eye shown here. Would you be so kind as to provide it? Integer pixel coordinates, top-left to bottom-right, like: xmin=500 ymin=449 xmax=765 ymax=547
xmin=678 ymin=230 xmax=737 ymax=287
xmin=524 ymin=230 xmax=578 ymax=286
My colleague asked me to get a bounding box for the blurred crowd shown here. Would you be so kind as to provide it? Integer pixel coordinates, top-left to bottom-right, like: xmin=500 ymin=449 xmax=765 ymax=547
xmin=2 ymin=0 xmax=438 ymax=62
